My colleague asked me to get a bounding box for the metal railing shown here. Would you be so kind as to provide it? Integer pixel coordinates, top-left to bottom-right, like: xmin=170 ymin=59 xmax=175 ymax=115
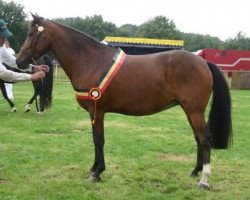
xmin=53 ymin=65 xmax=69 ymax=82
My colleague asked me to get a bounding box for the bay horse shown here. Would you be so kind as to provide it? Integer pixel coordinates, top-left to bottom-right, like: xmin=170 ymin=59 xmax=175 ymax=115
xmin=16 ymin=14 xmax=232 ymax=189
xmin=1 ymin=55 xmax=53 ymax=112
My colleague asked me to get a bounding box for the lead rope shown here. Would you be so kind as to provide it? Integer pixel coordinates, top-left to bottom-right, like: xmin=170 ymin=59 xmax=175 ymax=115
xmin=31 ymin=57 xmax=44 ymax=84
xmin=91 ymin=99 xmax=98 ymax=124
xmin=89 ymin=88 xmax=102 ymax=124
xmin=31 ymin=57 xmax=37 ymax=65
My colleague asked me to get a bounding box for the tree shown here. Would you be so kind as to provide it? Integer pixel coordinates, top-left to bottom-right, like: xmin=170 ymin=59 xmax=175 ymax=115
xmin=0 ymin=0 xmax=27 ymax=51
xmin=181 ymin=32 xmax=223 ymax=52
xmin=116 ymin=24 xmax=138 ymax=37
xmin=54 ymin=17 xmax=84 ymax=30
xmin=137 ymin=16 xmax=181 ymax=39
xmin=224 ymin=31 xmax=250 ymax=50
xmin=54 ymin=15 xmax=117 ymax=41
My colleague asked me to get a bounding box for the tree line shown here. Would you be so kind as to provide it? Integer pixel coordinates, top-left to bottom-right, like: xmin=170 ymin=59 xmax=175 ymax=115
xmin=1 ymin=0 xmax=250 ymax=53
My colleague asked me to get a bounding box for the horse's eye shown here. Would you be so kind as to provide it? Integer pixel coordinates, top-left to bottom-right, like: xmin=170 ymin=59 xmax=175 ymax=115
xmin=28 ymin=32 xmax=33 ymax=37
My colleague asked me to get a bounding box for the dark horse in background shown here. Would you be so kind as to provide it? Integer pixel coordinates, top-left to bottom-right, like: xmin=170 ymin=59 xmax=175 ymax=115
xmin=16 ymin=14 xmax=232 ymax=189
xmin=1 ymin=55 xmax=53 ymax=112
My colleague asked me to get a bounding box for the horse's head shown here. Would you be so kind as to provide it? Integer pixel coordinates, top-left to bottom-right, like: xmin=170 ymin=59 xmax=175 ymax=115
xmin=16 ymin=14 xmax=51 ymax=69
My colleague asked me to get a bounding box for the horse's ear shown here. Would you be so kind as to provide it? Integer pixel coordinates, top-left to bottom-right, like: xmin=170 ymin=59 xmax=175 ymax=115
xmin=30 ymin=12 xmax=36 ymax=19
xmin=30 ymin=12 xmax=41 ymax=23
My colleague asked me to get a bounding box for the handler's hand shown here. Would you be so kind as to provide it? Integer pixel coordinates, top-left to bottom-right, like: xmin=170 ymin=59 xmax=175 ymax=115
xmin=31 ymin=71 xmax=46 ymax=81
xmin=32 ymin=65 xmax=49 ymax=73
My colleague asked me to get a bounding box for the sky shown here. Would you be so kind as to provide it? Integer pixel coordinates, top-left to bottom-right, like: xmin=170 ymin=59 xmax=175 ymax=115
xmin=6 ymin=0 xmax=250 ymax=41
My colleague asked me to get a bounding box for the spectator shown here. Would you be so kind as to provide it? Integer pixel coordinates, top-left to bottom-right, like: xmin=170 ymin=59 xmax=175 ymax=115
xmin=3 ymin=40 xmax=15 ymax=100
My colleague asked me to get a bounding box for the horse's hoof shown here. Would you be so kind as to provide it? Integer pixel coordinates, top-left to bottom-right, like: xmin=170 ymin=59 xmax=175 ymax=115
xmin=25 ymin=104 xmax=31 ymax=113
xmin=190 ymin=171 xmax=199 ymax=177
xmin=90 ymin=166 xmax=97 ymax=172
xmin=197 ymin=182 xmax=210 ymax=189
xmin=89 ymin=175 xmax=101 ymax=182
xmin=11 ymin=107 xmax=17 ymax=112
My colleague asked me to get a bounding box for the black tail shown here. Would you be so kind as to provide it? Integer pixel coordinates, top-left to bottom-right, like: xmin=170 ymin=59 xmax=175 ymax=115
xmin=38 ymin=55 xmax=54 ymax=111
xmin=207 ymin=62 xmax=232 ymax=149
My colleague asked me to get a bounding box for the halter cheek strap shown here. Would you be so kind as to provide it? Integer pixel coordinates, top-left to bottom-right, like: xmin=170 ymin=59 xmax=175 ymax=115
xmin=30 ymin=24 xmax=45 ymax=62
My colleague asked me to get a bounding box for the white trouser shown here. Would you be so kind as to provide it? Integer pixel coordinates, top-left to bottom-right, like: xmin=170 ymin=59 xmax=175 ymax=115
xmin=4 ymin=83 xmax=13 ymax=100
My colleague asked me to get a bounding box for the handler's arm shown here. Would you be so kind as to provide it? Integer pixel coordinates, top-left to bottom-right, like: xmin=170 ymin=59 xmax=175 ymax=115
xmin=2 ymin=48 xmax=33 ymax=72
xmin=0 ymin=63 xmax=31 ymax=82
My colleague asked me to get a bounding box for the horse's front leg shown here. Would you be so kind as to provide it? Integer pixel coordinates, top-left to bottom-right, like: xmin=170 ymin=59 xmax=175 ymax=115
xmin=89 ymin=111 xmax=105 ymax=182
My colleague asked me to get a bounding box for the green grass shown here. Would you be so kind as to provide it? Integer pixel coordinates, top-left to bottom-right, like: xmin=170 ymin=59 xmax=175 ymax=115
xmin=0 ymin=82 xmax=250 ymax=200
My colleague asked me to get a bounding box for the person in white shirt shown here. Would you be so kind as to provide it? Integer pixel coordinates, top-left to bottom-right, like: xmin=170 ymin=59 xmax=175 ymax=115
xmin=4 ymin=41 xmax=15 ymax=55
xmin=0 ymin=19 xmax=48 ymax=83
xmin=3 ymin=40 xmax=15 ymax=100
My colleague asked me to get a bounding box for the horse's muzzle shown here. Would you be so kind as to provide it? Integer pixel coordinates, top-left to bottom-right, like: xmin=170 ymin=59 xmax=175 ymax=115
xmin=16 ymin=57 xmax=30 ymax=69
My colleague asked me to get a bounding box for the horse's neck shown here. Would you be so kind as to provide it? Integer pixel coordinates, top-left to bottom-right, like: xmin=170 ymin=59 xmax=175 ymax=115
xmin=50 ymin=29 xmax=116 ymax=88
xmin=50 ymin=32 xmax=91 ymax=68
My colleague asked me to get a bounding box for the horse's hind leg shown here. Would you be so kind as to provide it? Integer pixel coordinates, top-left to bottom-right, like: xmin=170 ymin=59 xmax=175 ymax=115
xmin=190 ymin=132 xmax=203 ymax=176
xmin=187 ymin=116 xmax=210 ymax=177
xmin=186 ymin=112 xmax=211 ymax=188
xmin=25 ymin=90 xmax=39 ymax=112
xmin=1 ymin=83 xmax=16 ymax=112
xmin=7 ymin=98 xmax=16 ymax=112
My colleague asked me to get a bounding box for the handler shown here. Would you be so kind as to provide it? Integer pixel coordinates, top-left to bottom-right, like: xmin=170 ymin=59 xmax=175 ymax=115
xmin=0 ymin=19 xmax=48 ymax=83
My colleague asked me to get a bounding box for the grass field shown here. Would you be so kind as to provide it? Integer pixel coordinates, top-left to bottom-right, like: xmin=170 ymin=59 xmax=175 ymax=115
xmin=0 ymin=82 xmax=250 ymax=200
